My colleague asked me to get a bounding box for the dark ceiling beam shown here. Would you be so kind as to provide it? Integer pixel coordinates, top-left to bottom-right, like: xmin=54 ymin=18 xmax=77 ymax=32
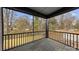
xmin=46 ymin=7 xmax=79 ymax=18
xmin=3 ymin=7 xmax=47 ymax=19
xmin=3 ymin=7 xmax=79 ymax=19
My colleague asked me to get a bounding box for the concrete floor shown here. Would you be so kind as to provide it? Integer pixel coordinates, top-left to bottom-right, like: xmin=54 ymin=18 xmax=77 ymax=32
xmin=9 ymin=38 xmax=77 ymax=51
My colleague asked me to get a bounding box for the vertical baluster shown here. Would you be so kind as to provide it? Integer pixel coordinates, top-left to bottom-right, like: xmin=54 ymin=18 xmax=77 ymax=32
xmin=56 ymin=32 xmax=57 ymax=40
xmin=53 ymin=31 xmax=54 ymax=39
xmin=65 ymin=33 xmax=66 ymax=44
xmin=27 ymin=33 xmax=29 ymax=42
xmin=13 ymin=35 xmax=14 ymax=48
xmin=22 ymin=33 xmax=24 ymax=44
xmin=24 ymin=33 xmax=25 ymax=44
xmin=26 ymin=33 xmax=27 ymax=43
xmin=15 ymin=34 xmax=16 ymax=47
xmin=20 ymin=34 xmax=21 ymax=45
xmin=31 ymin=32 xmax=32 ymax=41
xmin=58 ymin=32 xmax=63 ymax=43
xmin=16 ymin=34 xmax=19 ymax=46
xmin=16 ymin=34 xmax=17 ymax=46
xmin=66 ymin=33 xmax=67 ymax=44
xmin=11 ymin=35 xmax=12 ymax=48
xmin=27 ymin=33 xmax=28 ymax=43
xmin=63 ymin=33 xmax=64 ymax=43
xmin=25 ymin=33 xmax=26 ymax=43
xmin=23 ymin=33 xmax=26 ymax=43
xmin=5 ymin=35 xmax=6 ymax=50
xmin=13 ymin=34 xmax=15 ymax=47
xmin=14 ymin=34 xmax=15 ymax=47
xmin=67 ymin=33 xmax=68 ymax=45
xmin=29 ymin=33 xmax=30 ymax=42
xmin=8 ymin=35 xmax=9 ymax=49
xmin=73 ymin=34 xmax=74 ymax=48
xmin=57 ymin=32 xmax=58 ymax=42
xmin=17 ymin=34 xmax=18 ymax=46
xmin=76 ymin=34 xmax=78 ymax=49
xmin=55 ymin=32 xmax=56 ymax=40
xmin=11 ymin=35 xmax=13 ymax=48
xmin=28 ymin=33 xmax=29 ymax=42
xmin=2 ymin=35 xmax=3 ymax=50
xmin=19 ymin=34 xmax=20 ymax=46
xmin=67 ymin=34 xmax=69 ymax=45
xmin=3 ymin=36 xmax=4 ymax=50
xmin=9 ymin=35 xmax=11 ymax=48
xmin=59 ymin=32 xmax=60 ymax=42
xmin=21 ymin=34 xmax=22 ymax=45
xmin=13 ymin=35 xmax=14 ymax=47
xmin=24 ymin=33 xmax=26 ymax=43
xmin=61 ymin=32 xmax=63 ymax=43
xmin=61 ymin=32 xmax=62 ymax=43
xmin=70 ymin=34 xmax=71 ymax=46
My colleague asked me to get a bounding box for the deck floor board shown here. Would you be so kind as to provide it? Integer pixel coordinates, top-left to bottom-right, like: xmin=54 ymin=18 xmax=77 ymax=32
xmin=9 ymin=38 xmax=77 ymax=51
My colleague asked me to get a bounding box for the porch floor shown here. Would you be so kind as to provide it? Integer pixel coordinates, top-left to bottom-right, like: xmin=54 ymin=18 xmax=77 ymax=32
xmin=9 ymin=38 xmax=76 ymax=51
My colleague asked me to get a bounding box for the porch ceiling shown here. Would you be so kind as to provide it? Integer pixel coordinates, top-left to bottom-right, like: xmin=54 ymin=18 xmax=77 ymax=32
xmin=29 ymin=7 xmax=62 ymax=15
xmin=4 ymin=7 xmax=78 ymax=19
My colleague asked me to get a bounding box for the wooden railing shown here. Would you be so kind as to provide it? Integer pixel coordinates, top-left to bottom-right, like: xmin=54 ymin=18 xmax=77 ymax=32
xmin=49 ymin=31 xmax=79 ymax=49
xmin=2 ymin=31 xmax=45 ymax=50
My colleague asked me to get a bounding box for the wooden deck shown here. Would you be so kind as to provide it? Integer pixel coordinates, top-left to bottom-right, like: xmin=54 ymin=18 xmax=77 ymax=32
xmin=9 ymin=38 xmax=77 ymax=51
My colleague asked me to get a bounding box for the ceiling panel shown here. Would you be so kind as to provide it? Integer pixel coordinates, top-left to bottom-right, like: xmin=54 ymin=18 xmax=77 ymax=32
xmin=29 ymin=7 xmax=62 ymax=15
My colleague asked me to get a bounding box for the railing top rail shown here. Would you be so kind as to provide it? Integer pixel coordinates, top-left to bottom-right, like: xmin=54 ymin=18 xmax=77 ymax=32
xmin=3 ymin=31 xmax=45 ymax=36
xmin=50 ymin=30 xmax=79 ymax=35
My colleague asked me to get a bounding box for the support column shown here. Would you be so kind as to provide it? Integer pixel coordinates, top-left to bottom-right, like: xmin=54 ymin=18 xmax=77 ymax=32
xmin=0 ymin=8 xmax=2 ymax=51
xmin=46 ymin=19 xmax=49 ymax=38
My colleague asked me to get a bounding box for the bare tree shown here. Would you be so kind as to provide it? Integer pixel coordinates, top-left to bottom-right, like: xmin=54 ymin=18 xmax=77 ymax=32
xmin=3 ymin=8 xmax=15 ymax=34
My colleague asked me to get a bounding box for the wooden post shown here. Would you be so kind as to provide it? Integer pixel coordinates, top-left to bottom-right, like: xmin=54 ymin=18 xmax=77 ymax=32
xmin=0 ymin=8 xmax=2 ymax=51
xmin=46 ymin=19 xmax=48 ymax=38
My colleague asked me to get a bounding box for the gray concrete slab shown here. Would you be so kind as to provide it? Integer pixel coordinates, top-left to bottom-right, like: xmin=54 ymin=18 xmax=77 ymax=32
xmin=9 ymin=38 xmax=77 ymax=51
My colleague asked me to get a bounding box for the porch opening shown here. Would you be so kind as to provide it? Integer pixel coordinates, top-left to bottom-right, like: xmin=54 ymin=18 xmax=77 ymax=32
xmin=1 ymin=7 xmax=79 ymax=51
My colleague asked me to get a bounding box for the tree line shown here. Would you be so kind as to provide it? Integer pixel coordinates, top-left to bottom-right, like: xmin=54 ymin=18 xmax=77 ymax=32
xmin=49 ymin=13 xmax=79 ymax=31
xmin=3 ymin=8 xmax=46 ymax=34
